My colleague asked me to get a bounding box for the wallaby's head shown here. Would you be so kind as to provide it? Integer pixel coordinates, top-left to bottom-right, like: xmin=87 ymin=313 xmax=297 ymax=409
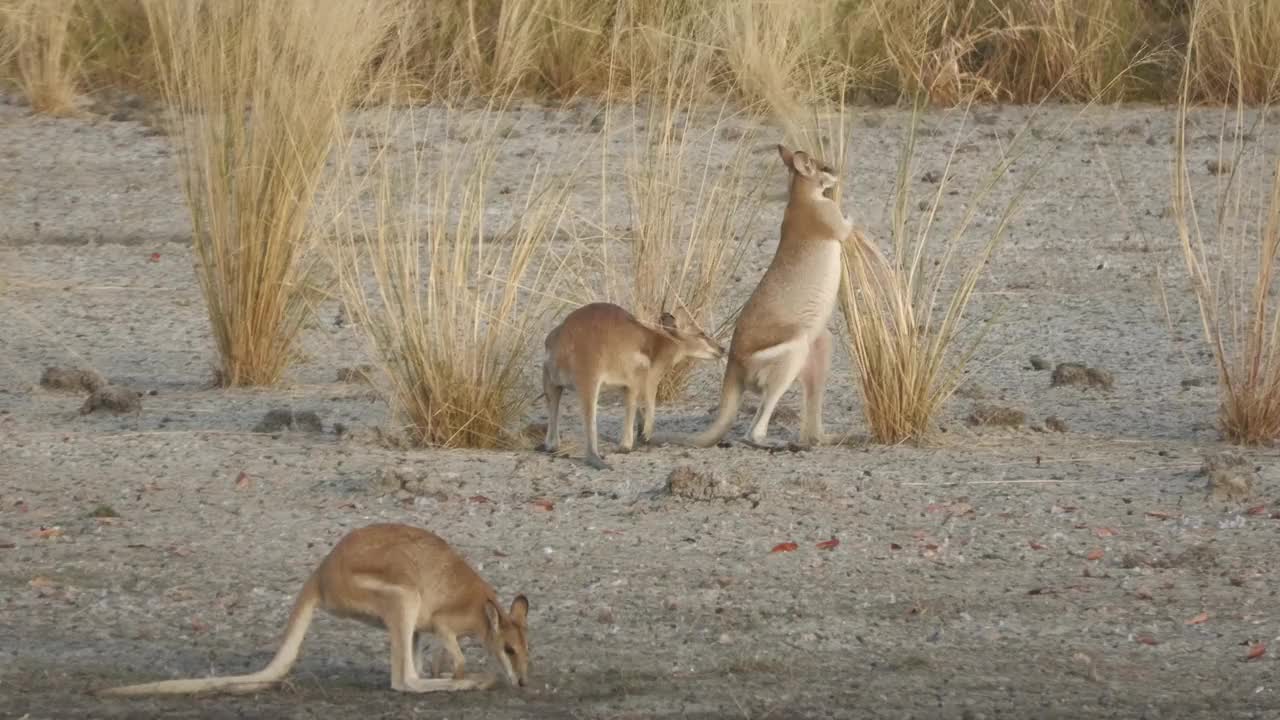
xmin=777 ymin=144 xmax=839 ymax=199
xmin=485 ymin=594 xmax=530 ymax=688
xmin=660 ymin=307 xmax=725 ymax=361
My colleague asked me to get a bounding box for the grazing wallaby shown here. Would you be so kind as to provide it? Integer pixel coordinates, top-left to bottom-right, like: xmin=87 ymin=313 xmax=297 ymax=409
xmin=539 ymin=302 xmax=725 ymax=470
xmin=98 ymin=524 xmax=530 ymax=696
xmin=659 ymin=145 xmax=849 ymax=449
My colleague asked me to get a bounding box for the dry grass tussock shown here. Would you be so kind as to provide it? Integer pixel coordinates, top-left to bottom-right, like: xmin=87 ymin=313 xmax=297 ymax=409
xmin=1172 ymin=5 xmax=1280 ymax=444
xmin=836 ymin=98 xmax=1034 ymax=444
xmin=327 ymin=107 xmax=576 ymax=449
xmin=0 ymin=0 xmax=80 ymax=115
xmin=608 ymin=47 xmax=763 ymax=401
xmin=11 ymin=0 xmax=1280 ymax=111
xmin=143 ymin=0 xmax=396 ymax=386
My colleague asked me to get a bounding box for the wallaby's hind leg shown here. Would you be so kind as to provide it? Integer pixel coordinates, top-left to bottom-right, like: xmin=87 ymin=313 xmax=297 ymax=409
xmin=744 ymin=343 xmax=807 ymax=448
xmin=387 ymin=591 xmax=491 ymax=693
xmin=799 ymin=330 xmax=832 ymax=446
xmin=617 ymin=385 xmax=638 ymax=452
xmin=537 ymin=364 xmax=562 ymax=453
xmin=640 ymin=372 xmax=659 ymax=444
xmin=580 ymin=379 xmax=610 ymax=470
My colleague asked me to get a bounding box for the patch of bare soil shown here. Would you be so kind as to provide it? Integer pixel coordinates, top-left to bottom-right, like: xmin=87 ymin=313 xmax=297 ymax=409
xmin=2 ymin=99 xmax=1279 ymax=719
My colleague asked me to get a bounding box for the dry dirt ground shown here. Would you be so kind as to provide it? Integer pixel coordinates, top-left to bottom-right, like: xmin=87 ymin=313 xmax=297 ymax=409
xmin=2 ymin=93 xmax=1279 ymax=719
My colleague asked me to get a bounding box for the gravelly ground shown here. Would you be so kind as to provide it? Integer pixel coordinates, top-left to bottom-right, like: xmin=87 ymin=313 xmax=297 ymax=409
xmin=2 ymin=93 xmax=1279 ymax=720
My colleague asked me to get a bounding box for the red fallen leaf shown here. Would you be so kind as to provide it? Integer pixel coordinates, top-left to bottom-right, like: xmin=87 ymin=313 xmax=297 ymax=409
xmin=531 ymin=499 xmax=555 ymax=511
xmin=1029 ymin=541 xmax=1047 ymax=550
xmin=770 ymin=542 xmax=799 ymax=553
xmin=889 ymin=543 xmax=903 ymax=550
xmin=1136 ymin=635 xmax=1159 ymax=646
xmin=169 ymin=546 xmax=192 ymax=557
xmin=1185 ymin=611 xmax=1209 ymax=625
xmin=31 ymin=526 xmax=63 ymax=539
xmin=816 ymin=538 xmax=840 ymax=550
xmin=602 ymin=529 xmax=624 ymax=536
xmin=190 ymin=618 xmax=208 ymax=633
xmin=148 ymin=252 xmax=161 ymax=262
xmin=1086 ymin=548 xmax=1105 ymax=561
xmin=1135 ymin=589 xmax=1153 ymax=600
xmin=1245 ymin=505 xmax=1267 ymax=516
xmin=15 ymin=501 xmax=29 ymax=513
xmin=469 ymin=495 xmax=492 ymax=504
xmin=1093 ymin=527 xmax=1118 ymax=538
xmin=1051 ymin=504 xmax=1077 ymax=514
xmin=923 ymin=543 xmax=940 ymax=551
xmin=1246 ymin=643 xmax=1266 ymax=661
xmin=1073 ymin=523 xmax=1088 ymax=529
xmin=1145 ymin=510 xmax=1176 ymax=520
xmin=234 ymin=471 xmax=251 ymax=490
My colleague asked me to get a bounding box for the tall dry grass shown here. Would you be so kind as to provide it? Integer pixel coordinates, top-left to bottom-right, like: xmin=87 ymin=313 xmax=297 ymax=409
xmin=837 ymin=99 xmax=1031 ymax=443
xmin=10 ymin=0 xmax=1280 ymax=111
xmin=328 ymin=108 xmax=575 ymax=449
xmin=1 ymin=0 xmax=80 ymax=115
xmin=143 ymin=0 xmax=396 ymax=387
xmin=1172 ymin=5 xmax=1280 ymax=444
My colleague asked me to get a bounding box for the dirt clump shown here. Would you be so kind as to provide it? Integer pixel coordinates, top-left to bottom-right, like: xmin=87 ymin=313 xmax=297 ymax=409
xmin=79 ymin=385 xmax=142 ymax=414
xmin=254 ymin=408 xmax=324 ymax=434
xmin=1051 ymin=362 xmax=1114 ymax=390
xmin=40 ymin=366 xmax=106 ymax=393
xmin=336 ymin=365 xmax=375 ymax=384
xmin=1201 ymin=451 xmax=1257 ymax=501
xmin=664 ymin=465 xmax=760 ymax=504
xmin=967 ymin=403 xmax=1025 ymax=428
xmin=1043 ymin=416 xmax=1069 ymax=433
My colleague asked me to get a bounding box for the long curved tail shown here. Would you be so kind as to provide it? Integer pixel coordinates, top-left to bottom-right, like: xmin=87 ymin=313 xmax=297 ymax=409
xmin=654 ymin=361 xmax=744 ymax=448
xmin=98 ymin=575 xmax=320 ymax=697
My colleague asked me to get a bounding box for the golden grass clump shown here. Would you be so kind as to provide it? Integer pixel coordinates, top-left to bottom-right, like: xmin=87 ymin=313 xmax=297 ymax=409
xmin=143 ymin=0 xmax=397 ymax=386
xmin=329 ymin=109 xmax=574 ymax=449
xmin=1172 ymin=6 xmax=1280 ymax=444
xmin=608 ymin=45 xmax=761 ymax=401
xmin=838 ymin=101 xmax=1029 ymax=444
xmin=1186 ymin=0 xmax=1280 ymax=105
xmin=1 ymin=0 xmax=80 ymax=115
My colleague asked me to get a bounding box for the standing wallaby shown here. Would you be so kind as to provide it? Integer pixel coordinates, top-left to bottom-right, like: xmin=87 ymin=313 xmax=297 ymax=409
xmin=97 ymin=524 xmax=529 ymax=696
xmin=539 ymin=302 xmax=724 ymax=469
xmin=658 ymin=145 xmax=849 ymax=449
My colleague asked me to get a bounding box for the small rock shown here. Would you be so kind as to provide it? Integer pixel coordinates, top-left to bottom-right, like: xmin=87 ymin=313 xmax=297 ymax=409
xmin=921 ymin=170 xmax=942 ymax=184
xmin=335 ymin=365 xmax=375 ymax=383
xmin=1201 ymin=451 xmax=1257 ymax=501
xmin=1044 ymin=416 xmax=1068 ymax=433
xmin=1051 ymin=362 xmax=1114 ymax=390
xmin=1028 ymin=356 xmax=1050 ymax=371
xmin=80 ymin=385 xmax=142 ymax=415
xmin=1181 ymin=376 xmax=1211 ymax=389
xmin=966 ymin=403 xmax=1025 ymax=428
xmin=1205 ymin=159 xmax=1232 ymax=175
xmin=253 ymin=408 xmax=323 ymax=434
xmin=40 ymin=366 xmax=106 ymax=393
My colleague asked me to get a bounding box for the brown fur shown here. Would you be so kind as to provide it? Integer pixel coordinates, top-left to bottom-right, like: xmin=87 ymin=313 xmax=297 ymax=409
xmin=659 ymin=145 xmax=849 ymax=449
xmin=540 ymin=302 xmax=724 ymax=469
xmin=97 ymin=524 xmax=530 ymax=696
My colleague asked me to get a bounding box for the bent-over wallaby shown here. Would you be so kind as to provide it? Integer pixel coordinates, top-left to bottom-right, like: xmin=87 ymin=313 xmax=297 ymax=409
xmin=98 ymin=523 xmax=529 ymax=696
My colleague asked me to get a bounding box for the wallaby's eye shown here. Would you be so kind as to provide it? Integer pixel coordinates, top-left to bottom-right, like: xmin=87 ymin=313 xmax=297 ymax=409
xmin=504 ymin=644 xmax=516 ymax=656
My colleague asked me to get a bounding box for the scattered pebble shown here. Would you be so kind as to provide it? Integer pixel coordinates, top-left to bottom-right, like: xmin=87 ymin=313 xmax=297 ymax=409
xmin=1028 ymin=356 xmax=1050 ymax=371
xmin=253 ymin=408 xmax=324 ymax=434
xmin=79 ymin=385 xmax=142 ymax=415
xmin=40 ymin=366 xmax=106 ymax=393
xmin=966 ymin=403 xmax=1025 ymax=428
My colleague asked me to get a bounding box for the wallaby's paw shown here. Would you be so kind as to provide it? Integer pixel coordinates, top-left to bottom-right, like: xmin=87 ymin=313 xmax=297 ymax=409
xmin=585 ymin=455 xmax=612 ymax=470
xmin=534 ymin=442 xmax=557 ymax=454
xmin=615 ymin=444 xmax=633 ymax=454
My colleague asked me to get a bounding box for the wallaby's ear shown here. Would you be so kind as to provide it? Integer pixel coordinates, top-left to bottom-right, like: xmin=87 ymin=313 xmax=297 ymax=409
xmin=510 ymin=595 xmax=529 ymax=624
xmin=777 ymin=144 xmax=794 ymax=169
xmin=659 ymin=311 xmax=678 ymax=333
xmin=791 ymin=150 xmax=816 ymax=178
xmin=485 ymin=600 xmax=502 ymax=634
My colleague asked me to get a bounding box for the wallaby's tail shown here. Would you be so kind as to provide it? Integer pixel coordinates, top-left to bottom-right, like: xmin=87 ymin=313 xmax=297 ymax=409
xmin=98 ymin=575 xmax=321 ymax=697
xmin=654 ymin=361 xmax=744 ymax=448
